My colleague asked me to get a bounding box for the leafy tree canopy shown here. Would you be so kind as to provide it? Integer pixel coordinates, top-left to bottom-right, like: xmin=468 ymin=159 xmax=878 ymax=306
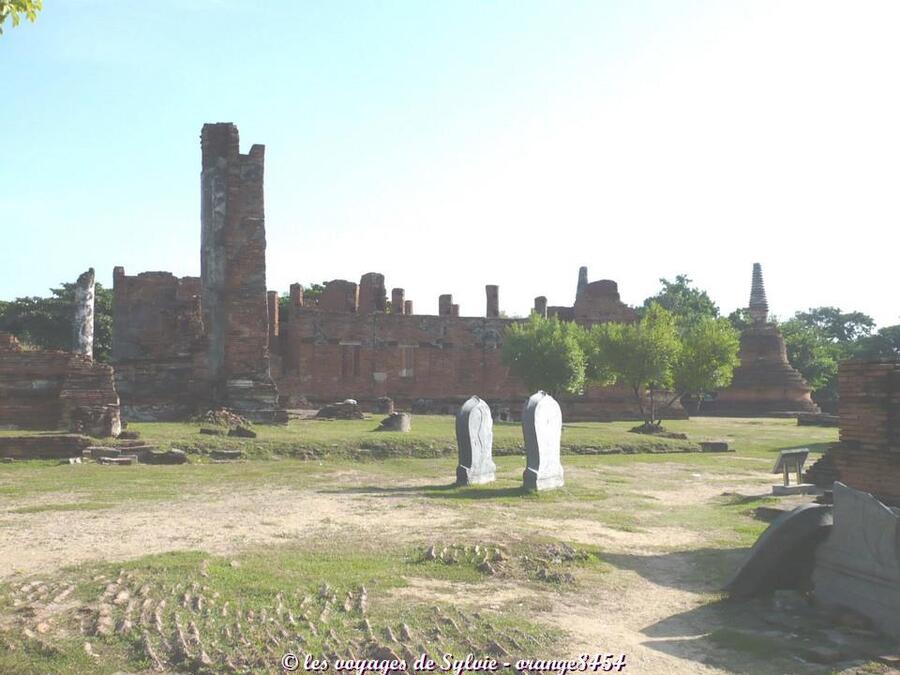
xmin=792 ymin=306 xmax=874 ymax=344
xmin=501 ymin=314 xmax=585 ymax=397
xmin=852 ymin=324 xmax=900 ymax=360
xmin=585 ymin=303 xmax=681 ymax=426
xmin=641 ymin=275 xmax=719 ymax=330
xmin=0 ymin=0 xmax=41 ymax=34
xmin=727 ymin=307 xmax=752 ymax=332
xmin=673 ymin=316 xmax=740 ymax=402
xmin=586 ymin=304 xmax=739 ymax=425
xmin=778 ymin=319 xmax=842 ymax=392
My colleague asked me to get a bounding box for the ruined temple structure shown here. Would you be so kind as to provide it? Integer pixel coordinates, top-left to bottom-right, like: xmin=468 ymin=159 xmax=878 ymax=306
xmin=0 ymin=268 xmax=122 ymax=437
xmin=704 ymin=263 xmax=819 ymax=416
xmin=109 ymin=123 xmax=676 ymax=422
xmin=806 ymin=360 xmax=900 ymax=506
xmin=112 ymin=123 xmax=283 ymax=421
xmin=270 ymin=267 xmax=678 ymax=421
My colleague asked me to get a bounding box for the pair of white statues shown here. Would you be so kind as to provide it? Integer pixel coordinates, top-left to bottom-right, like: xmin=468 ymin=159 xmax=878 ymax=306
xmin=455 ymin=391 xmax=564 ymax=491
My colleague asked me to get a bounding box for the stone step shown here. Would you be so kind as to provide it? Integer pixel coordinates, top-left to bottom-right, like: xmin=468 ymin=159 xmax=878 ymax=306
xmin=84 ymin=446 xmax=121 ymax=459
xmin=97 ymin=455 xmax=138 ymax=466
xmin=140 ymin=449 xmax=187 ymax=465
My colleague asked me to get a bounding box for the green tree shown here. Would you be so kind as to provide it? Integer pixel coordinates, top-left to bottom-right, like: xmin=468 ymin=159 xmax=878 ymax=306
xmin=502 ymin=314 xmax=586 ymax=397
xmin=0 ymin=282 xmax=113 ymax=362
xmin=779 ymin=307 xmax=874 ymax=410
xmin=793 ymin=306 xmax=874 ymax=344
xmin=586 ymin=303 xmax=681 ymax=428
xmin=642 ymin=275 xmax=719 ymax=329
xmin=779 ymin=318 xmax=842 ymax=408
xmin=303 ymin=282 xmax=327 ymax=304
xmin=853 ymin=325 xmax=900 ymax=360
xmin=672 ymin=316 xmax=740 ymax=411
xmin=0 ymin=0 xmax=41 ymax=34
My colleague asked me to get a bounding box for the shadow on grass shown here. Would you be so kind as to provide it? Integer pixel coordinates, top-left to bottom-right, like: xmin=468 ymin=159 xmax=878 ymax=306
xmin=320 ymin=483 xmax=530 ymax=499
xmin=638 ymin=591 xmax=895 ymax=674
xmin=601 ymin=547 xmax=749 ymax=593
xmin=719 ymin=492 xmax=774 ymax=506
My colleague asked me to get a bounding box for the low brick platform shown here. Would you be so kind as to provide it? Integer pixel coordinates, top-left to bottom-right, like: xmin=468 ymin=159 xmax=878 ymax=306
xmin=0 ymin=434 xmax=93 ymax=460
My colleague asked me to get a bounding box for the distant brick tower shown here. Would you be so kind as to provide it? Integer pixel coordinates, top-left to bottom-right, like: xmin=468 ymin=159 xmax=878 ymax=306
xmin=705 ymin=263 xmax=819 ymax=416
xmin=748 ymin=262 xmax=769 ymax=324
xmin=200 ymin=123 xmax=282 ymax=420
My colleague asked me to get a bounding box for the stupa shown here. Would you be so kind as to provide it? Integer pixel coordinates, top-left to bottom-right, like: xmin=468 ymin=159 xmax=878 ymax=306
xmin=704 ymin=263 xmax=819 ymax=416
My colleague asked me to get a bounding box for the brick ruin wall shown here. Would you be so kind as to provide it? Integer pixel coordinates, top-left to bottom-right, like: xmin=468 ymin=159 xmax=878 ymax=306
xmin=271 ymin=276 xmax=680 ymax=421
xmin=111 ymin=269 xmax=209 ymax=420
xmin=0 ymin=332 xmax=121 ymax=436
xmin=831 ymin=361 xmax=900 ymax=504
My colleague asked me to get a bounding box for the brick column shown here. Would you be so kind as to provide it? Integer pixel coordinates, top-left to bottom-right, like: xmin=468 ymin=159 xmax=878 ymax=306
xmin=485 ymin=285 xmax=499 ymax=318
xmin=439 ymin=294 xmax=453 ymax=316
xmin=289 ymin=283 xmax=304 ymax=308
xmin=391 ymin=288 xmax=405 ymax=314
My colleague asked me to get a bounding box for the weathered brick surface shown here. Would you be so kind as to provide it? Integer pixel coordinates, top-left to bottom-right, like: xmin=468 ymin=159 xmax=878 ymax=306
xmin=807 ymin=361 xmax=900 ymax=505
xmin=112 ymin=268 xmax=208 ymax=419
xmin=0 ymin=333 xmax=121 ymax=436
xmin=485 ymin=285 xmax=499 ymax=318
xmin=318 ymin=280 xmax=358 ymax=312
xmin=391 ymin=288 xmax=405 ymax=314
xmin=838 ymin=361 xmax=900 ymax=449
xmin=358 ymin=273 xmax=387 ymax=314
xmin=200 ymin=124 xmax=271 ymax=383
xmin=573 ymin=280 xmax=636 ymax=322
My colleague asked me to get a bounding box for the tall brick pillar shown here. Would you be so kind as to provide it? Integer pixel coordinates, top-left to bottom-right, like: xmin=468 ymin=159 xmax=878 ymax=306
xmin=200 ymin=122 xmax=281 ymax=420
xmin=439 ymin=294 xmax=453 ymax=317
xmin=358 ymin=272 xmax=387 ymax=314
xmin=485 ymin=285 xmax=499 ymax=318
xmin=289 ymin=283 xmax=304 ymax=308
xmin=391 ymin=288 xmax=405 ymax=314
xmin=577 ymin=266 xmax=589 ymax=299
xmin=534 ymin=296 xmax=547 ymax=318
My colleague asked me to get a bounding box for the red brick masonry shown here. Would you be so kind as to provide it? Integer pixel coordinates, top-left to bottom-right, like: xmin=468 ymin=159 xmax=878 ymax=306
xmin=807 ymin=360 xmax=900 ymax=505
xmin=0 ymin=332 xmax=121 ymax=436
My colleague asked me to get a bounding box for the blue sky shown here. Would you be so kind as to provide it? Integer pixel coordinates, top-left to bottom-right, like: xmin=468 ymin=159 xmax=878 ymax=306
xmin=2 ymin=0 xmax=898 ymax=325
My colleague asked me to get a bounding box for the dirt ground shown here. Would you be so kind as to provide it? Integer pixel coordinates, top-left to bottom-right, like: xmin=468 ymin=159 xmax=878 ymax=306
xmin=3 ymin=460 xmax=857 ymax=675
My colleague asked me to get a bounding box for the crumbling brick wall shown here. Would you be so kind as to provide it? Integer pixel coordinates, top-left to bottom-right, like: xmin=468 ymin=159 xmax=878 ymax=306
xmin=111 ymin=269 xmax=208 ymax=420
xmin=830 ymin=361 xmax=900 ymax=504
xmin=272 ymin=272 xmax=682 ymax=421
xmin=0 ymin=332 xmax=121 ymax=436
